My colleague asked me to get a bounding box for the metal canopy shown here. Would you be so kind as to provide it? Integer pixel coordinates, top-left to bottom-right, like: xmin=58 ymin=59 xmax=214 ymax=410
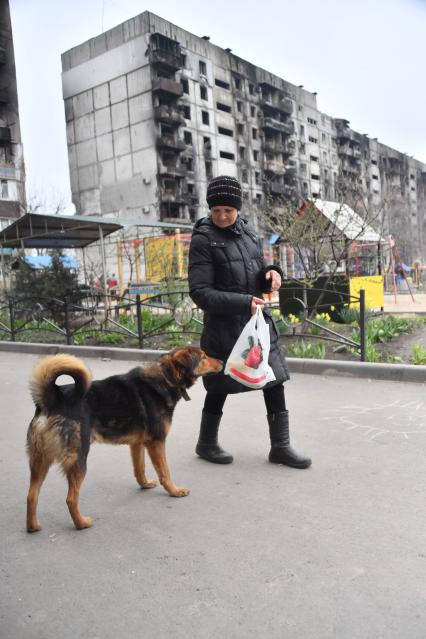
xmin=0 ymin=213 xmax=123 ymax=249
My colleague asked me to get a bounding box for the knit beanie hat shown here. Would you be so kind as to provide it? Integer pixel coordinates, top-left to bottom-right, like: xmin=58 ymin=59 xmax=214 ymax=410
xmin=206 ymin=175 xmax=242 ymax=210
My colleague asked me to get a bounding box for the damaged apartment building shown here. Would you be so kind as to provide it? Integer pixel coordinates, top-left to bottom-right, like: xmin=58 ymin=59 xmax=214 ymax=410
xmin=0 ymin=0 xmax=26 ymax=231
xmin=62 ymin=10 xmax=426 ymax=262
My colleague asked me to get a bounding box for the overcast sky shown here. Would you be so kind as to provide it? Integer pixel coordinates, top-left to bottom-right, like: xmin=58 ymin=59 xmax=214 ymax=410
xmin=9 ymin=0 xmax=426 ymax=213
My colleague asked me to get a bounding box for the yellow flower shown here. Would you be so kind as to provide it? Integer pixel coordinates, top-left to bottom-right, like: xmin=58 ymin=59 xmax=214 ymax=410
xmin=330 ymin=305 xmax=335 ymax=311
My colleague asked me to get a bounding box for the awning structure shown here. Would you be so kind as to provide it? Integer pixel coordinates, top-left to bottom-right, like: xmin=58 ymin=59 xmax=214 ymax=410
xmin=0 ymin=211 xmax=195 ymax=300
xmin=0 ymin=213 xmax=123 ymax=249
xmin=303 ymin=200 xmax=383 ymax=242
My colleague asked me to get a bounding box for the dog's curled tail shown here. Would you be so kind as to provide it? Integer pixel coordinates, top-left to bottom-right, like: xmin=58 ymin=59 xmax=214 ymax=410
xmin=30 ymin=354 xmax=92 ymax=410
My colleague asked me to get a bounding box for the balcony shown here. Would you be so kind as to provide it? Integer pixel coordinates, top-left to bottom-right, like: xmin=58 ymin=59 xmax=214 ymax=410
xmin=338 ymin=144 xmax=361 ymax=159
xmin=269 ymin=182 xmax=286 ymax=195
xmin=265 ymin=160 xmax=285 ymax=175
xmin=0 ymin=127 xmax=11 ymax=145
xmin=0 ymin=164 xmax=16 ymax=180
xmin=335 ymin=126 xmax=361 ymax=145
xmin=261 ymin=96 xmax=293 ymax=116
xmin=160 ymin=188 xmax=185 ymax=203
xmin=283 ymin=184 xmax=296 ymax=196
xmin=152 ymin=77 xmax=184 ymax=98
xmin=264 ymin=138 xmax=295 ymax=155
xmin=158 ymin=163 xmax=186 ymax=178
xmin=263 ymin=117 xmax=294 ymax=136
xmin=183 ymin=192 xmax=199 ymax=206
xmin=154 ymin=105 xmax=185 ymax=126
xmin=156 ymin=134 xmax=186 ymax=152
xmin=341 ymin=159 xmax=359 ymax=174
xmin=284 ymin=161 xmax=297 ymax=174
xmin=149 ymin=48 xmax=183 ymax=71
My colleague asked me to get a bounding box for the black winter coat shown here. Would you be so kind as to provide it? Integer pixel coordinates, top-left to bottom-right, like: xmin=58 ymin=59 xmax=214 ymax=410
xmin=188 ymin=215 xmax=290 ymax=394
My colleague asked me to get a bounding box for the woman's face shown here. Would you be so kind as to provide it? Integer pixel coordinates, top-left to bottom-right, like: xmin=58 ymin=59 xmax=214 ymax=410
xmin=210 ymin=206 xmax=238 ymax=228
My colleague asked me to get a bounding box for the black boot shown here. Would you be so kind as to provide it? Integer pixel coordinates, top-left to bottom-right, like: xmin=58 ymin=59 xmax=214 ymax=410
xmin=196 ymin=411 xmax=233 ymax=464
xmin=268 ymin=411 xmax=312 ymax=469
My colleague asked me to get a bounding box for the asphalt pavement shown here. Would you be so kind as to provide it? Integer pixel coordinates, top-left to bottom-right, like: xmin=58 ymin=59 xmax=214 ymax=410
xmin=1 ymin=351 xmax=426 ymax=639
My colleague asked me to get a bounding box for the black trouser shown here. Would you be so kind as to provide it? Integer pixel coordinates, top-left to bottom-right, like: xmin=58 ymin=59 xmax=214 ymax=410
xmin=203 ymin=383 xmax=286 ymax=415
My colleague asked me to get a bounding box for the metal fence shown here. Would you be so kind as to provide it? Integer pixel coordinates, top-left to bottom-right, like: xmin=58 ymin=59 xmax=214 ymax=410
xmin=0 ymin=287 xmax=367 ymax=360
xmin=0 ymin=291 xmax=203 ymax=349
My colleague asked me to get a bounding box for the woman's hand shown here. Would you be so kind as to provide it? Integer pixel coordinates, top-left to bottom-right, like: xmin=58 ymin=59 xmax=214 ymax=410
xmin=265 ymin=269 xmax=282 ymax=291
xmin=251 ymin=296 xmax=265 ymax=314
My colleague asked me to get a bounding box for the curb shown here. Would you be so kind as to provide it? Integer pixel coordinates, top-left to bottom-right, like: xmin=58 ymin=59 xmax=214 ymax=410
xmin=1 ymin=341 xmax=426 ymax=384
xmin=0 ymin=341 xmax=166 ymax=362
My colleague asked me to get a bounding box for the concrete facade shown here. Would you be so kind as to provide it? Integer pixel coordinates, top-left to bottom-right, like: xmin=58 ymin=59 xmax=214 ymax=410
xmin=0 ymin=0 xmax=26 ymax=229
xmin=62 ymin=11 xmax=426 ymax=262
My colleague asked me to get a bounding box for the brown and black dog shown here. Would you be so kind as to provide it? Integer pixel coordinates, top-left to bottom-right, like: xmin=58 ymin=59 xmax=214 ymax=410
xmin=26 ymin=347 xmax=222 ymax=532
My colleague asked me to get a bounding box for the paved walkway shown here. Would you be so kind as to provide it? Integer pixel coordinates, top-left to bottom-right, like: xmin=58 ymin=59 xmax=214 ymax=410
xmin=1 ymin=352 xmax=426 ymax=638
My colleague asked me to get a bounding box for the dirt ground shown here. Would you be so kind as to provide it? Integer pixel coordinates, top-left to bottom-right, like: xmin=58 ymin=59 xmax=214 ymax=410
xmin=278 ymin=314 xmax=426 ymax=365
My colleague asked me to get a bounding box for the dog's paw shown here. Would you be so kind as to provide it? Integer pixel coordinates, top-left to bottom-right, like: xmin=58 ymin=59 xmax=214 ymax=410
xmin=171 ymin=487 xmax=190 ymax=497
xmin=76 ymin=516 xmax=93 ymax=530
xmin=140 ymin=479 xmax=158 ymax=489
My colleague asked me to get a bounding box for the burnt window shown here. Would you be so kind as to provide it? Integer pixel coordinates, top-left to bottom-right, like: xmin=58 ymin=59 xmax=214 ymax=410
xmin=250 ymin=106 xmax=256 ymax=117
xmin=182 ymin=105 xmax=191 ymax=120
xmin=307 ymin=117 xmax=317 ymax=125
xmin=242 ymin=169 xmax=248 ymax=183
xmin=219 ymin=151 xmax=235 ymax=160
xmin=239 ymin=146 xmax=245 ymax=160
xmin=205 ymin=160 xmax=213 ymax=179
xmin=234 ymin=77 xmax=242 ymax=90
xmin=249 ymin=83 xmax=254 ymax=95
xmin=184 ymin=130 xmax=192 ymax=145
xmin=216 ymin=102 xmax=232 ymax=113
xmin=181 ymin=79 xmax=189 ymax=94
xmin=253 ymin=150 xmax=259 ymax=162
xmin=215 ymin=78 xmax=230 ymax=90
xmin=255 ymin=171 xmax=260 ymax=185
xmin=199 ymin=60 xmax=207 ymax=75
xmin=237 ymin=123 xmax=244 ymax=135
xmin=309 ymin=136 xmax=318 ymax=143
xmin=200 ymin=85 xmax=208 ymax=100
xmin=218 ymin=126 xmax=233 ymax=137
xmin=237 ymin=101 xmax=243 ymax=113
xmin=252 ymin=128 xmax=257 ymax=140
xmin=202 ymin=110 xmax=210 ymax=125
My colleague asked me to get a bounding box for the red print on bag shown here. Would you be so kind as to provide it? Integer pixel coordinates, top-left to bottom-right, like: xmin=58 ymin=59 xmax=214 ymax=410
xmin=242 ymin=336 xmax=263 ymax=369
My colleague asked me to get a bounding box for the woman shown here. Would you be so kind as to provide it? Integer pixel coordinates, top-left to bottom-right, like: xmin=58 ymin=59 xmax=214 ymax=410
xmin=188 ymin=175 xmax=311 ymax=468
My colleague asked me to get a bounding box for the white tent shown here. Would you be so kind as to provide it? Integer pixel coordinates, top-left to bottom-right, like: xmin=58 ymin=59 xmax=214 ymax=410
xmin=308 ymin=199 xmax=383 ymax=243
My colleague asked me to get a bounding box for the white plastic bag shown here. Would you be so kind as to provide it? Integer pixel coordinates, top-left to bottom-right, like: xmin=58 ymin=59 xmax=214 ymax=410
xmin=225 ymin=306 xmax=276 ymax=389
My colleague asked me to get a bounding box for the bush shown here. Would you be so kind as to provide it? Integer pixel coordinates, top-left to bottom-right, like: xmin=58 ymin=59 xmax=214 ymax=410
xmin=287 ymin=340 xmax=326 ymax=359
xmin=410 ymin=344 xmax=426 ymax=365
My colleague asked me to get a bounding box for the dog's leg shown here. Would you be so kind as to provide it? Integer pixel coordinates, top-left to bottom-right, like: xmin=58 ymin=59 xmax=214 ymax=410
xmin=130 ymin=442 xmax=157 ymax=489
xmin=65 ymin=463 xmax=93 ymax=530
xmin=26 ymin=454 xmax=53 ymax=532
xmin=145 ymin=440 xmax=190 ymax=497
